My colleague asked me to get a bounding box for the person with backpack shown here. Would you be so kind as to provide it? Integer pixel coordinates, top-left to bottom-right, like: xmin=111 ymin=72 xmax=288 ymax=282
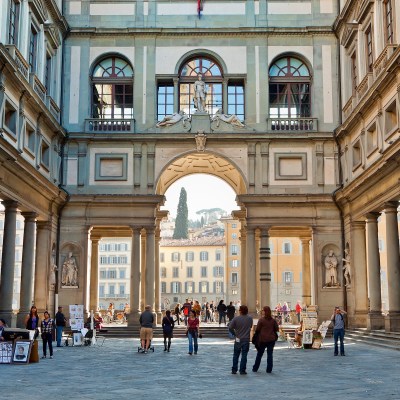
xmin=55 ymin=306 xmax=67 ymax=347
xmin=181 ymin=299 xmax=191 ymax=326
xmin=331 ymin=306 xmax=347 ymax=356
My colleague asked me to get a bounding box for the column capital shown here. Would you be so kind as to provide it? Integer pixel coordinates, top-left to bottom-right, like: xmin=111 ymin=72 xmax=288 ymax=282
xmin=144 ymin=226 xmax=156 ymax=234
xmin=365 ymin=212 xmax=380 ymax=222
xmin=351 ymin=220 xmax=366 ymax=230
xmin=90 ymin=235 xmax=101 ymax=243
xmin=20 ymin=212 xmax=38 ymax=222
xmin=383 ymin=202 xmax=399 ymax=214
xmin=130 ymin=225 xmax=143 ymax=233
xmin=1 ymin=200 xmax=18 ymax=210
xmin=300 ymin=237 xmax=311 ymax=244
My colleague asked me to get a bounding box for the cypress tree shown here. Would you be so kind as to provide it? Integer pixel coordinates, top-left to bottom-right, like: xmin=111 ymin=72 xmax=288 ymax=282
xmin=173 ymin=187 xmax=188 ymax=239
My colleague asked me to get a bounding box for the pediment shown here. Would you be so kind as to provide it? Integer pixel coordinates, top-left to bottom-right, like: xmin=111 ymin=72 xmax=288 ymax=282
xmin=341 ymin=23 xmax=358 ymax=48
xmin=29 ymin=0 xmax=48 ymax=24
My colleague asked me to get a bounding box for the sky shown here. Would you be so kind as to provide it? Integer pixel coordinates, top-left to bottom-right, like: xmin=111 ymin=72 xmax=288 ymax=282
xmin=161 ymin=174 xmax=240 ymax=220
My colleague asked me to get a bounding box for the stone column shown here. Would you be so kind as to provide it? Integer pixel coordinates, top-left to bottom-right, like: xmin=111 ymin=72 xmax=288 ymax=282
xmin=16 ymin=212 xmax=37 ymax=328
xmin=239 ymin=226 xmax=247 ymax=306
xmin=140 ymin=229 xmax=146 ymax=310
xmin=300 ymin=238 xmax=312 ymax=307
xmin=173 ymin=78 xmax=179 ymax=113
xmin=351 ymin=221 xmax=368 ymax=327
xmin=246 ymin=226 xmax=257 ymax=314
xmin=259 ymin=227 xmax=271 ymax=308
xmin=145 ymin=227 xmax=156 ymax=312
xmin=222 ymin=78 xmax=228 ymax=114
xmin=384 ymin=203 xmax=400 ymax=331
xmin=154 ymin=225 xmax=162 ymax=321
xmin=128 ymin=227 xmax=141 ymax=327
xmin=34 ymin=221 xmax=52 ymax=313
xmin=89 ymin=235 xmax=101 ymax=312
xmin=366 ymin=213 xmax=384 ymax=329
xmin=0 ymin=200 xmax=19 ymax=325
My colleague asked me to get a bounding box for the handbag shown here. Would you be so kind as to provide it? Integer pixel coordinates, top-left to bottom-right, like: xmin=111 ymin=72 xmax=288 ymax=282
xmin=199 ymin=333 xmax=203 ymax=339
xmin=251 ymin=331 xmax=259 ymax=346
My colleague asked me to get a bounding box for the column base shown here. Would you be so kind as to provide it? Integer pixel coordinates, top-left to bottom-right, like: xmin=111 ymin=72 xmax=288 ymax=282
xmin=16 ymin=310 xmax=29 ymax=329
xmin=156 ymin=311 xmax=163 ymax=323
xmin=127 ymin=311 xmax=141 ymax=327
xmin=348 ymin=310 xmax=368 ymax=328
xmin=367 ymin=312 xmax=385 ymax=330
xmin=384 ymin=312 xmax=400 ymax=333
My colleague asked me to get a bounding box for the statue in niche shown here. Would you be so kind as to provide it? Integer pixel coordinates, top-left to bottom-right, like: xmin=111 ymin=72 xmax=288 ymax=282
xmin=195 ymin=131 xmax=207 ymax=152
xmin=324 ymin=250 xmax=339 ymax=287
xmin=212 ymin=108 xmax=245 ymax=128
xmin=61 ymin=252 xmax=78 ymax=287
xmin=193 ymin=74 xmax=207 ymax=112
xmin=156 ymin=110 xmax=190 ymax=128
xmin=342 ymin=248 xmax=351 ymax=287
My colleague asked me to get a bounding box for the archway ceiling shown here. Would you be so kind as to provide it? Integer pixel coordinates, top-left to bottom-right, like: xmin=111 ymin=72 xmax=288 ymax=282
xmin=156 ymin=153 xmax=246 ymax=196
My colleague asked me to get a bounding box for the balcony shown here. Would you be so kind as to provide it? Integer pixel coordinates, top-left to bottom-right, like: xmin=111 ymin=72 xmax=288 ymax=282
xmin=268 ymin=117 xmax=318 ymax=132
xmin=30 ymin=74 xmax=47 ymax=103
xmin=5 ymin=45 xmax=29 ymax=80
xmin=85 ymin=118 xmax=136 ymax=133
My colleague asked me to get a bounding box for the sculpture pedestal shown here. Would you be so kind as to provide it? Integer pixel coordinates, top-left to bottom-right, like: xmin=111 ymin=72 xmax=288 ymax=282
xmin=191 ymin=112 xmax=211 ymax=134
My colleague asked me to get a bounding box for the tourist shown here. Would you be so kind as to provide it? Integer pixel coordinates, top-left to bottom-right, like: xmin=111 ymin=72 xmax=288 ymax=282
xmin=226 ymin=301 xmax=236 ymax=322
xmin=181 ymin=299 xmax=191 ymax=326
xmin=0 ymin=318 xmax=7 ymax=341
xmin=331 ymin=306 xmax=347 ymax=356
xmin=186 ymin=310 xmax=200 ymax=355
xmin=217 ymin=299 xmax=227 ymax=326
xmin=41 ymin=311 xmax=55 ymax=359
xmin=252 ymin=306 xmax=279 ymax=373
xmin=139 ymin=305 xmax=154 ymax=354
xmin=162 ymin=310 xmax=174 ymax=352
xmin=25 ymin=305 xmax=40 ymax=339
xmin=295 ymin=320 xmax=304 ymax=347
xmin=295 ymin=301 xmax=302 ymax=323
xmin=228 ymin=305 xmax=253 ymax=374
xmin=55 ymin=306 xmax=67 ymax=347
xmin=174 ymin=303 xmax=181 ymax=325
xmin=192 ymin=300 xmax=201 ymax=318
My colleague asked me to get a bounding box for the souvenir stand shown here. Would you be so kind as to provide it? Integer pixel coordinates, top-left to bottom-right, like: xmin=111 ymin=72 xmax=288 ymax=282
xmin=300 ymin=305 xmax=320 ymax=349
xmin=0 ymin=328 xmax=35 ymax=365
xmin=69 ymin=305 xmax=84 ymax=346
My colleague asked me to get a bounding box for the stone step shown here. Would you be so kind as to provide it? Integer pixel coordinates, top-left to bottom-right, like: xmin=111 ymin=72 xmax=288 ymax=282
xmin=346 ymin=329 xmax=400 ymax=352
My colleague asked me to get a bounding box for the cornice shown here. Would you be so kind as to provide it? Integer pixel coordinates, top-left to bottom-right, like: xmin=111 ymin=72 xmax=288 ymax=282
xmin=44 ymin=0 xmax=69 ymax=35
xmin=66 ymin=26 xmax=335 ymax=38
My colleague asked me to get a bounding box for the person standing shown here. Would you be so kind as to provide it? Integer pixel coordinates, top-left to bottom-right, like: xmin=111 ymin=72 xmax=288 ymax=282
xmin=174 ymin=303 xmax=181 ymax=325
xmin=0 ymin=318 xmax=7 ymax=341
xmin=217 ymin=300 xmax=227 ymax=326
xmin=252 ymin=306 xmax=279 ymax=373
xmin=139 ymin=305 xmax=154 ymax=353
xmin=186 ymin=310 xmax=200 ymax=355
xmin=226 ymin=301 xmax=236 ymax=322
xmin=55 ymin=306 xmax=67 ymax=347
xmin=295 ymin=301 xmax=302 ymax=323
xmin=41 ymin=311 xmax=55 ymax=359
xmin=181 ymin=299 xmax=191 ymax=326
xmin=228 ymin=305 xmax=253 ymax=375
xmin=25 ymin=305 xmax=40 ymax=339
xmin=331 ymin=306 xmax=347 ymax=356
xmin=162 ymin=310 xmax=175 ymax=352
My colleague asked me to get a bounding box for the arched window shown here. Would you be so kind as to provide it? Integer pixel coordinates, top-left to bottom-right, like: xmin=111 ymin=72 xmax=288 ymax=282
xmin=179 ymin=56 xmax=223 ymax=117
xmin=269 ymin=56 xmax=311 ymax=120
xmin=91 ymin=56 xmax=133 ymax=119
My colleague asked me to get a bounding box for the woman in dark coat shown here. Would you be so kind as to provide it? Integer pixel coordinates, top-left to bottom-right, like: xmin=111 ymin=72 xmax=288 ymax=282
xmin=217 ymin=300 xmax=227 ymax=326
xmin=162 ymin=310 xmax=175 ymax=352
xmin=252 ymin=306 xmax=279 ymax=373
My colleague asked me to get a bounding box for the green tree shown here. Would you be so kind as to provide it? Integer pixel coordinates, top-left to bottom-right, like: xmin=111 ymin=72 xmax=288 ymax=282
xmin=173 ymin=187 xmax=189 ymax=239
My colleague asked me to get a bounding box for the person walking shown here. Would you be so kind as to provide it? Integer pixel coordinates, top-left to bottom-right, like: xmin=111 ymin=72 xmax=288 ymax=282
xmin=331 ymin=306 xmax=347 ymax=356
xmin=174 ymin=303 xmax=181 ymax=325
xmin=228 ymin=305 xmax=253 ymax=375
xmin=41 ymin=311 xmax=55 ymax=359
xmin=226 ymin=301 xmax=236 ymax=322
xmin=55 ymin=306 xmax=67 ymax=347
xmin=181 ymin=299 xmax=192 ymax=326
xmin=217 ymin=300 xmax=227 ymax=326
xmin=139 ymin=305 xmax=154 ymax=353
xmin=186 ymin=310 xmax=200 ymax=355
xmin=162 ymin=310 xmax=175 ymax=352
xmin=252 ymin=306 xmax=279 ymax=374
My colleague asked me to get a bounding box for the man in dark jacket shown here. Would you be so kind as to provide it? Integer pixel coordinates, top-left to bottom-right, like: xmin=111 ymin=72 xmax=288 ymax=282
xmin=55 ymin=307 xmax=67 ymax=347
xmin=139 ymin=305 xmax=154 ymax=353
xmin=226 ymin=302 xmax=236 ymax=321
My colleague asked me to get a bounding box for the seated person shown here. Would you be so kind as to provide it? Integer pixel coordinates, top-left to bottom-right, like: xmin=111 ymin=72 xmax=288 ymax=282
xmin=94 ymin=313 xmax=103 ymax=331
xmin=294 ymin=320 xmax=304 ymax=347
xmin=0 ymin=318 xmax=7 ymax=341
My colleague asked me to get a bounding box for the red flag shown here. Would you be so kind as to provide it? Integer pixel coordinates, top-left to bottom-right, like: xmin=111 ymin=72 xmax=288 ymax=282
xmin=197 ymin=0 xmax=203 ymax=18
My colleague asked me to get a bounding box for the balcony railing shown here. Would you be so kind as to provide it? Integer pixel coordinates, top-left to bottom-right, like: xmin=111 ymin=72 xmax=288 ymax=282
xmin=99 ymin=294 xmax=129 ymax=299
xmin=30 ymin=74 xmax=47 ymax=103
xmin=85 ymin=118 xmax=136 ymax=133
xmin=268 ymin=117 xmax=318 ymax=132
xmin=5 ymin=45 xmax=29 ymax=80
xmin=373 ymin=44 xmax=397 ymax=79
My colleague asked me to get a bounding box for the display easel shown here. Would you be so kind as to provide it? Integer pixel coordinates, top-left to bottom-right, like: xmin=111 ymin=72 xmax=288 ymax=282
xmin=300 ymin=305 xmax=318 ymax=349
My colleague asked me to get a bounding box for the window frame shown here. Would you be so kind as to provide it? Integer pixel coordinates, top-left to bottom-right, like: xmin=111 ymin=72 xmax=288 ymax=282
xmin=383 ymin=0 xmax=394 ymax=44
xmin=8 ymin=0 xmax=20 ymax=46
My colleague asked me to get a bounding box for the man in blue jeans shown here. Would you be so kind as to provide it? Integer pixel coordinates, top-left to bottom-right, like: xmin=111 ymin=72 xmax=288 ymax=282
xmin=228 ymin=305 xmax=253 ymax=375
xmin=331 ymin=306 xmax=347 ymax=356
xmin=55 ymin=306 xmax=67 ymax=347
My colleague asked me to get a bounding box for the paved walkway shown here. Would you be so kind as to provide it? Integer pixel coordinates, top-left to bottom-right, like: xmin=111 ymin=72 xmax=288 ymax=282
xmin=1 ymin=337 xmax=399 ymax=400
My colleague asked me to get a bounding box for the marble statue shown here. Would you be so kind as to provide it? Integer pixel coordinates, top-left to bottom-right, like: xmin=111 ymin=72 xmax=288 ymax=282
xmin=342 ymin=248 xmax=351 ymax=287
xmin=156 ymin=110 xmax=189 ymax=127
xmin=49 ymin=262 xmax=57 ymax=291
xmin=61 ymin=252 xmax=78 ymax=287
xmin=324 ymin=250 xmax=338 ymax=287
xmin=212 ymin=108 xmax=245 ymax=127
xmin=193 ymin=74 xmax=207 ymax=112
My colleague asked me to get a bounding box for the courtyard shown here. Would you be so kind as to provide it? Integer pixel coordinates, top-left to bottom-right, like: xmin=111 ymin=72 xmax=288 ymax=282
xmin=1 ymin=337 xmax=399 ymax=400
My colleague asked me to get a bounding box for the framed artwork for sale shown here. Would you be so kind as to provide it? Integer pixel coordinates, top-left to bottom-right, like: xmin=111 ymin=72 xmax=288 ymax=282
xmin=12 ymin=340 xmax=32 ymax=364
xmin=0 ymin=342 xmax=13 ymax=364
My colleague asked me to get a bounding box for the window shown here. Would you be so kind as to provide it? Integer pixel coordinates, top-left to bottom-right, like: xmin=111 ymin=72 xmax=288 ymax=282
xmin=215 ymin=250 xmax=221 ymax=261
xmin=99 ymin=285 xmax=105 ymax=296
xmin=29 ymin=25 xmax=38 ymax=73
xmin=119 ymin=284 xmax=125 ymax=295
xmin=201 ymin=266 xmax=207 ymax=278
xmin=213 ymin=266 xmax=224 ymax=277
xmin=231 ymin=223 xmax=237 ymax=228
xmin=41 ymin=141 xmax=50 ymax=168
xmin=91 ymin=57 xmax=134 ymax=119
xmin=231 ymin=245 xmax=238 ymax=256
xmin=119 ymin=269 xmax=125 ymax=279
xmin=215 ymin=281 xmax=223 ymax=294
xmin=45 ymin=53 xmax=52 ymax=94
xmin=200 ymin=281 xmax=208 ymax=294
xmin=109 ymin=285 xmax=115 ymax=295
xmin=161 ymin=267 xmax=167 ymax=278
xmin=384 ymin=0 xmax=394 ymax=44
xmin=384 ymin=100 xmax=397 ymax=135
xmin=171 ymin=252 xmax=180 ymax=262
xmin=284 ymin=271 xmax=293 ymax=285
xmin=108 ymin=269 xmax=117 ymax=279
xmin=227 ymin=81 xmax=245 ymax=121
xmin=160 ymin=253 xmax=165 ymax=263
xmin=186 ymin=252 xmax=194 ymax=262
xmin=26 ymin=125 xmax=36 ymax=153
xmin=179 ymin=57 xmax=223 ymax=117
xmin=187 ymin=267 xmax=193 ymax=278
xmin=365 ymin=26 xmax=373 ymax=73
xmin=99 ymin=269 xmax=106 ymax=279
xmin=8 ymin=0 xmax=20 ymax=45
xmin=269 ymin=56 xmax=311 ymax=122
xmin=283 ymin=242 xmax=292 ymax=254
xmin=185 ymin=281 xmax=194 ymax=294
xmin=351 ymin=52 xmax=357 ymax=94
xmin=200 ymin=251 xmax=208 ymax=261
xmin=157 ymin=83 xmax=174 ymax=121
xmin=4 ymin=101 xmax=17 ymax=135
xmin=15 ymin=235 xmax=21 ymax=245
xmin=231 ymin=272 xmax=238 ymax=284
xmin=352 ymin=140 xmax=362 ymax=168
xmin=161 ymin=282 xmax=166 ymax=293
xmin=231 ymin=259 xmax=239 ymax=268
xmin=232 ymin=233 xmax=237 ymax=239
xmin=173 ymin=267 xmax=179 ymax=278
xmin=171 ymin=282 xmax=180 ymax=294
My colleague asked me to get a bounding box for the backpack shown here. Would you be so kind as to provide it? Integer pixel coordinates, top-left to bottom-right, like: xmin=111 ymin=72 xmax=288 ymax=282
xmin=183 ymin=307 xmax=189 ymax=316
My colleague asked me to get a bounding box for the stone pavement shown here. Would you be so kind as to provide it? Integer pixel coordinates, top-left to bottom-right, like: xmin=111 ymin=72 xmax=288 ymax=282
xmin=1 ymin=337 xmax=399 ymax=400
